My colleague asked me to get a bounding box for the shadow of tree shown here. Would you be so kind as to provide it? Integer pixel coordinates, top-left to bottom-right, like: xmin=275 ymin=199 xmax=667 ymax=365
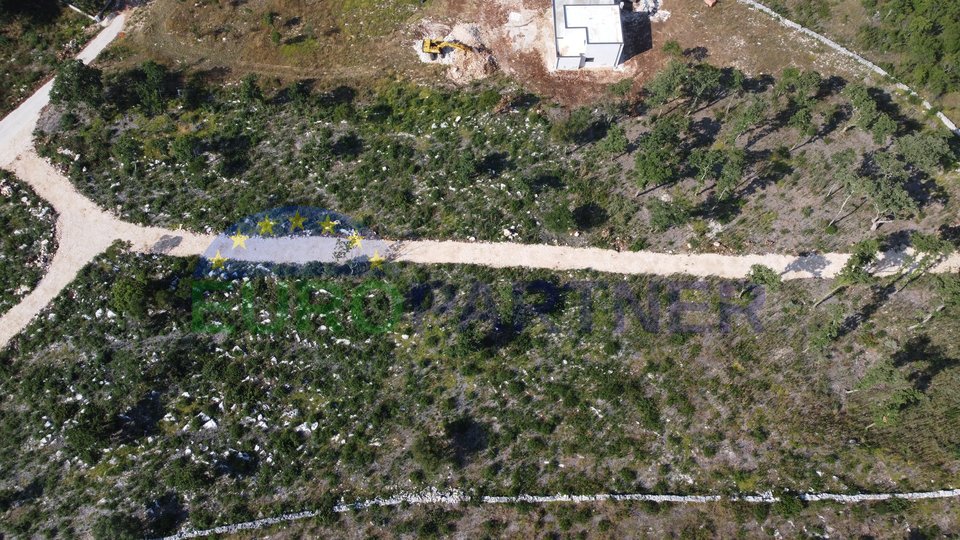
xmin=867 ymin=86 xmax=924 ymax=136
xmin=694 ymin=194 xmax=745 ymax=224
xmin=573 ymin=202 xmax=609 ymax=230
xmin=118 ymin=390 xmax=163 ymax=443
xmin=784 ymin=252 xmax=831 ymax=278
xmin=146 ymin=492 xmax=187 ymax=537
xmin=444 ymin=416 xmax=489 ymax=467
xmin=816 ymin=103 xmax=850 ymax=140
xmin=331 ymin=133 xmax=363 ymax=158
xmin=881 ymin=230 xmax=914 ymax=251
xmin=475 ymin=152 xmax=513 ymax=176
xmin=892 ymin=335 xmax=958 ymax=393
xmin=1 ymin=0 xmax=62 ymax=24
xmin=283 ymin=34 xmax=309 ymax=46
xmin=744 ymin=74 xmax=776 ymax=94
xmin=688 ymin=116 xmax=722 ymax=148
xmin=746 ymin=106 xmax=795 ymax=147
xmin=507 ymin=92 xmax=540 ymax=111
xmin=819 ymin=75 xmax=848 ymax=98
xmin=683 ymin=46 xmax=709 ymax=62
xmin=525 ymin=171 xmax=565 ymax=193
xmin=835 ymin=283 xmax=895 ymax=340
xmin=938 ymin=224 xmax=960 ymax=248
xmin=318 ymin=85 xmax=357 ymax=107
xmin=735 ymin=150 xmax=794 ymax=201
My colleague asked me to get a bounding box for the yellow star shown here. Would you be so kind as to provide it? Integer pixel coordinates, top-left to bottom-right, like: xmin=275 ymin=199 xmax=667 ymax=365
xmin=369 ymin=250 xmax=385 ymax=269
xmin=229 ymin=232 xmax=249 ymax=249
xmin=289 ymin=211 xmax=306 ymax=232
xmin=320 ymin=215 xmax=339 ymax=235
xmin=347 ymin=230 xmax=363 ymax=249
xmin=257 ymin=217 xmax=275 ymax=236
xmin=211 ymin=250 xmax=228 ymax=269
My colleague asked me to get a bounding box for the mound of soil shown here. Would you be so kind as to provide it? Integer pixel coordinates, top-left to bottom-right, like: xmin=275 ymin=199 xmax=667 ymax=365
xmin=415 ymin=22 xmax=498 ymax=84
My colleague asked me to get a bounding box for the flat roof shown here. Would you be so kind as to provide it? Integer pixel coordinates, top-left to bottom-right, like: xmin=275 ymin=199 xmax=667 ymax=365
xmin=553 ymin=0 xmax=624 ymax=58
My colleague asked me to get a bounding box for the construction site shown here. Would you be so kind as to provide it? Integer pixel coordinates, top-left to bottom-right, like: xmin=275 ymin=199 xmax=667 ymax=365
xmin=414 ymin=0 xmax=665 ymax=86
xmin=110 ymin=0 xmax=877 ymax=106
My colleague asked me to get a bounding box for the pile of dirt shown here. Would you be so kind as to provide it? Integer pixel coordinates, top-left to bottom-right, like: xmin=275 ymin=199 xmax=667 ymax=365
xmin=414 ymin=22 xmax=498 ymax=84
xmin=631 ymin=0 xmax=670 ymax=22
xmin=445 ymin=23 xmax=498 ymax=83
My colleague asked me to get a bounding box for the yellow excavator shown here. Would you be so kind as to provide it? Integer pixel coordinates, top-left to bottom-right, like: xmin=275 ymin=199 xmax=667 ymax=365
xmin=422 ymin=38 xmax=473 ymax=59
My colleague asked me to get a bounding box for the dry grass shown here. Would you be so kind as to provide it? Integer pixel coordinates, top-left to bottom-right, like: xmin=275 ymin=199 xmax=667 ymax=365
xmin=108 ymin=0 xmax=442 ymax=88
xmin=102 ymin=0 xmax=909 ymax=109
xmin=655 ymin=0 xmax=868 ymax=82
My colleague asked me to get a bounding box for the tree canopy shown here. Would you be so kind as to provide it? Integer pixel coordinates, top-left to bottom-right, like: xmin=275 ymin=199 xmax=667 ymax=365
xmin=857 ymin=0 xmax=960 ymax=96
xmin=50 ymin=60 xmax=103 ymax=106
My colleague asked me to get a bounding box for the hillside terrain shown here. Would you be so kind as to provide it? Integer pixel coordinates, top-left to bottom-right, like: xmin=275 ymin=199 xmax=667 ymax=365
xmin=34 ymin=57 xmax=959 ymax=255
xmin=764 ymin=0 xmax=960 ymax=120
xmin=1 ymin=249 xmax=960 ymax=537
xmin=1 ymin=0 xmax=959 ymax=538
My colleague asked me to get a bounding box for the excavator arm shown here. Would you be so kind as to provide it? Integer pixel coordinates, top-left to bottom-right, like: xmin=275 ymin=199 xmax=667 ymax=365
xmin=422 ymin=39 xmax=473 ymax=55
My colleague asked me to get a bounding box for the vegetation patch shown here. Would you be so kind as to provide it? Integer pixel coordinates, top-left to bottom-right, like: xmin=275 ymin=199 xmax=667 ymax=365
xmin=0 ymin=0 xmax=92 ymax=114
xmin=766 ymin=0 xmax=960 ymax=118
xmin=35 ymin=53 xmax=958 ymax=254
xmin=0 ymin=171 xmax=57 ymax=315
xmin=1 ymin=246 xmax=960 ymax=537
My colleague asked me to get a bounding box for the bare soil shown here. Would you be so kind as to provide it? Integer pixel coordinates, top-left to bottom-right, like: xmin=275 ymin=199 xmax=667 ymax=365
xmin=656 ymin=0 xmax=868 ymax=82
xmin=105 ymin=0 xmax=905 ymax=109
xmin=452 ymin=0 xmax=669 ymax=105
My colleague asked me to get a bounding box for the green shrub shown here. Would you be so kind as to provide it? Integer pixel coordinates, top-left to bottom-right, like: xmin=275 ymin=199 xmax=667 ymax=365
xmin=50 ymin=60 xmax=102 ymax=106
xmin=411 ymin=433 xmax=451 ymax=473
xmin=0 ymin=172 xmax=57 ymax=315
xmin=110 ymin=272 xmax=149 ymax=319
xmin=92 ymin=513 xmax=143 ymax=540
xmin=608 ymin=78 xmax=633 ymax=97
xmin=647 ymin=197 xmax=692 ymax=232
xmin=773 ymin=492 xmax=806 ymax=518
xmin=596 ymin=124 xmax=628 ymax=155
xmin=550 ymin=107 xmax=597 ymax=143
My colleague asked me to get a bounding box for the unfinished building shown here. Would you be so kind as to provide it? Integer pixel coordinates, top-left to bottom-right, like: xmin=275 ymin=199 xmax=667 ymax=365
xmin=552 ymin=0 xmax=624 ymax=70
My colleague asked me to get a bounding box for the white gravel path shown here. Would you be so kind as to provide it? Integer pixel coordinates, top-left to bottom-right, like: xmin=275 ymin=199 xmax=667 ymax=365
xmin=158 ymin=487 xmax=960 ymax=539
xmin=0 ymin=14 xmax=213 ymax=348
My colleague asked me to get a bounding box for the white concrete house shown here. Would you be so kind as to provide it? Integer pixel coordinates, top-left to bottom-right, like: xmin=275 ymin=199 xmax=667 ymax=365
xmin=552 ymin=0 xmax=624 ymax=70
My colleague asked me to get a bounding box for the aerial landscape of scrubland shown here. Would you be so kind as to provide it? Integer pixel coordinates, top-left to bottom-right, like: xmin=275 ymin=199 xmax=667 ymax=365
xmin=1 ymin=0 xmax=959 ymax=538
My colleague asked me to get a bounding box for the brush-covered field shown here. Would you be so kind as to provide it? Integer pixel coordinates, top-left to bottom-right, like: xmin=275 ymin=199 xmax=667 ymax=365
xmin=35 ymin=55 xmax=958 ymax=255
xmin=1 ymin=246 xmax=960 ymax=537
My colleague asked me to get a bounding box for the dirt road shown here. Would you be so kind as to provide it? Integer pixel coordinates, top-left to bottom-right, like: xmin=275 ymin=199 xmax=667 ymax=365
xmin=0 ymin=14 xmax=212 ymax=348
xmin=2 ymin=9 xmax=960 ymax=351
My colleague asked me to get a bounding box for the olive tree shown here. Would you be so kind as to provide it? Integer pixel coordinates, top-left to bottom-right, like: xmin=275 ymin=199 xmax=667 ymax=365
xmin=50 ymin=60 xmax=103 ymax=106
xmin=634 ymin=115 xmax=688 ymax=189
xmin=896 ymin=131 xmax=955 ymax=174
xmin=748 ymin=264 xmax=782 ymax=290
xmin=896 ymin=232 xmax=956 ymax=293
xmin=815 ymin=238 xmax=881 ymax=306
xmin=742 ymin=263 xmax=782 ymax=297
